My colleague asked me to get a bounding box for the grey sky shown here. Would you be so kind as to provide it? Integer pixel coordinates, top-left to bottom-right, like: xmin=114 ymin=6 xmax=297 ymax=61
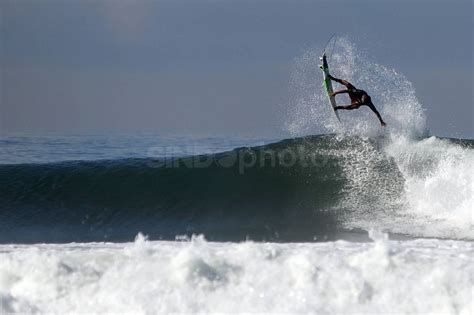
xmin=1 ymin=0 xmax=472 ymax=138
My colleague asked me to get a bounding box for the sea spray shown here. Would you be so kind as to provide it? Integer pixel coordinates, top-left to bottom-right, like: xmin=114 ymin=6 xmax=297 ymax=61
xmin=286 ymin=37 xmax=427 ymax=138
xmin=286 ymin=39 xmax=472 ymax=239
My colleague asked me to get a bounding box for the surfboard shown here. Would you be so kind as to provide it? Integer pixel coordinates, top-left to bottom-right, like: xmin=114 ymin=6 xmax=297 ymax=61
xmin=320 ymin=53 xmax=340 ymax=122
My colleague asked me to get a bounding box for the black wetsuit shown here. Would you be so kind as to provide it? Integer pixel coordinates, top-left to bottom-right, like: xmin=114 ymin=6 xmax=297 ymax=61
xmin=349 ymin=88 xmax=371 ymax=105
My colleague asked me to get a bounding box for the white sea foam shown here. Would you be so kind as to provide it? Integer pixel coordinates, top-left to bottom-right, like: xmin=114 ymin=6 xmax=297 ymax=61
xmin=0 ymin=234 xmax=472 ymax=314
xmin=385 ymin=135 xmax=474 ymax=239
xmin=286 ymin=38 xmax=473 ymax=240
xmin=336 ymin=134 xmax=474 ymax=240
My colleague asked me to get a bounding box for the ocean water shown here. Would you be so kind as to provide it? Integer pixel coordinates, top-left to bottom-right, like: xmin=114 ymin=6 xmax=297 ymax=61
xmin=1 ymin=40 xmax=473 ymax=313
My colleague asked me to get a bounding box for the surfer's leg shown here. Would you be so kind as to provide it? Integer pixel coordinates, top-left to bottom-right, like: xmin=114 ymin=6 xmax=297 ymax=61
xmin=328 ymin=75 xmax=355 ymax=89
xmin=328 ymin=74 xmax=343 ymax=84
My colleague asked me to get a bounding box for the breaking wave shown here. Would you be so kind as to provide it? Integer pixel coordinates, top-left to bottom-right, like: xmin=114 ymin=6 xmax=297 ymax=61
xmin=1 ymin=134 xmax=472 ymax=243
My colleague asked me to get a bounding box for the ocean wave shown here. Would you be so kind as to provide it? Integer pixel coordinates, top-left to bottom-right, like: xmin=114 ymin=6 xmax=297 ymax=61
xmin=1 ymin=134 xmax=472 ymax=243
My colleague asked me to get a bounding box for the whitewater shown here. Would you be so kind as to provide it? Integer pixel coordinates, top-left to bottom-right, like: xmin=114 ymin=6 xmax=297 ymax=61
xmin=0 ymin=39 xmax=473 ymax=313
xmin=1 ymin=233 xmax=472 ymax=314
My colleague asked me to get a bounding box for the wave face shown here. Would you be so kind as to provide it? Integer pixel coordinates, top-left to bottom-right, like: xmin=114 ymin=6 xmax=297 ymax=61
xmin=1 ymin=134 xmax=472 ymax=243
xmin=0 ymin=135 xmax=347 ymax=243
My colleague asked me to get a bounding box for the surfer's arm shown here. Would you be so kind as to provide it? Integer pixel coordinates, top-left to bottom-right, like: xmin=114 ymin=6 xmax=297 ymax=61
xmin=367 ymin=103 xmax=386 ymax=126
xmin=330 ymin=89 xmax=349 ymax=97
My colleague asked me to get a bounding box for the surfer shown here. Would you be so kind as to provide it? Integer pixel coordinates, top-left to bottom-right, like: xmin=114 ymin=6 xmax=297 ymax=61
xmin=328 ymin=74 xmax=386 ymax=126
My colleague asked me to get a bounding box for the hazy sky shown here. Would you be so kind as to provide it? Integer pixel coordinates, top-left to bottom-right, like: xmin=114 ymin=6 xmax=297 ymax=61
xmin=1 ymin=0 xmax=472 ymax=138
